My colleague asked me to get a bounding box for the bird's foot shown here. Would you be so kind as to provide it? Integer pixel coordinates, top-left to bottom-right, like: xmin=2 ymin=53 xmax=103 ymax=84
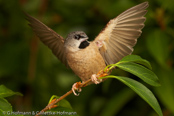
xmin=91 ymin=74 xmax=102 ymax=84
xmin=91 ymin=69 xmax=109 ymax=84
xmin=72 ymin=82 xmax=82 ymax=96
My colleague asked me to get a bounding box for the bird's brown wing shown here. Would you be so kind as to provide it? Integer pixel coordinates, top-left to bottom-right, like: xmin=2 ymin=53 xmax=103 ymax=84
xmin=94 ymin=2 xmax=149 ymax=65
xmin=25 ymin=13 xmax=68 ymax=67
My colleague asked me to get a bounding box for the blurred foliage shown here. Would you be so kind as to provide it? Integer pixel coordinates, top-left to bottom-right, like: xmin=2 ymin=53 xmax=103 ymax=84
xmin=0 ymin=85 xmax=22 ymax=116
xmin=0 ymin=0 xmax=174 ymax=116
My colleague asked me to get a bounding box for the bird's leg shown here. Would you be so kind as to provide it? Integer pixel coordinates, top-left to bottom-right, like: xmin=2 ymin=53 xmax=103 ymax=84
xmin=91 ymin=69 xmax=109 ymax=84
xmin=72 ymin=81 xmax=82 ymax=96
xmin=72 ymin=68 xmax=109 ymax=95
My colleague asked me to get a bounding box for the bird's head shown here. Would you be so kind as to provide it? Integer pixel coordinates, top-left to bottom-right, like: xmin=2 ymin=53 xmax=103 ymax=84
xmin=65 ymin=31 xmax=90 ymax=51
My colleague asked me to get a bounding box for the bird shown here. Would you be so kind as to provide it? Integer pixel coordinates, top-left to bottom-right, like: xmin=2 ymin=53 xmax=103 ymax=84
xmin=25 ymin=2 xmax=149 ymax=96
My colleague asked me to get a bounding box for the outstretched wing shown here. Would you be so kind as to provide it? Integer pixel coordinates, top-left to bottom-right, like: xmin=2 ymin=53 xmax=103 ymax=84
xmin=94 ymin=2 xmax=149 ymax=65
xmin=25 ymin=13 xmax=68 ymax=67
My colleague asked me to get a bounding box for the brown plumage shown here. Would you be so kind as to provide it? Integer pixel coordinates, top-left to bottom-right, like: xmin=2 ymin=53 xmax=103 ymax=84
xmin=66 ymin=42 xmax=106 ymax=81
xmin=25 ymin=2 xmax=149 ymax=95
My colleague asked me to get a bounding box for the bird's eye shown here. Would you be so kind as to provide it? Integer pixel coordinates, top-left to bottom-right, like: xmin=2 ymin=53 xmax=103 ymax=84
xmin=74 ymin=35 xmax=81 ymax=40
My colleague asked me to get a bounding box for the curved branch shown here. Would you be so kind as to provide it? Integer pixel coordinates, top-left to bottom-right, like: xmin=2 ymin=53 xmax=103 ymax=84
xmin=35 ymin=67 xmax=111 ymax=116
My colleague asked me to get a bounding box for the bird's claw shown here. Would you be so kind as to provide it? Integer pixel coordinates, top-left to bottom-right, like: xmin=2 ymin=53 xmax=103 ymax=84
xmin=91 ymin=74 xmax=102 ymax=84
xmin=91 ymin=69 xmax=109 ymax=84
xmin=72 ymin=69 xmax=109 ymax=95
xmin=72 ymin=82 xmax=82 ymax=96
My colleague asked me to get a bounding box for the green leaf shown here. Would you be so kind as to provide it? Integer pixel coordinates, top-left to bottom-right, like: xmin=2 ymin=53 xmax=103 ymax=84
xmin=0 ymin=110 xmax=5 ymax=116
xmin=101 ymin=76 xmax=163 ymax=116
xmin=0 ymin=98 xmax=12 ymax=113
xmin=101 ymin=88 xmax=135 ymax=116
xmin=0 ymin=85 xmax=22 ymax=98
xmin=119 ymin=55 xmax=152 ymax=69
xmin=116 ymin=62 xmax=160 ymax=86
xmin=48 ymin=96 xmax=78 ymax=116
xmin=49 ymin=95 xmax=72 ymax=109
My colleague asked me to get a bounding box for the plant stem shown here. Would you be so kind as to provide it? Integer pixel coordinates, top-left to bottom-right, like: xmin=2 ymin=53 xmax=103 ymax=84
xmin=35 ymin=79 xmax=92 ymax=116
xmin=35 ymin=67 xmax=111 ymax=116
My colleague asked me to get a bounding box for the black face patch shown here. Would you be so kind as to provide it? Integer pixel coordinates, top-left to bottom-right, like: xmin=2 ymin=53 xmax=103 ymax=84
xmin=79 ymin=40 xmax=90 ymax=49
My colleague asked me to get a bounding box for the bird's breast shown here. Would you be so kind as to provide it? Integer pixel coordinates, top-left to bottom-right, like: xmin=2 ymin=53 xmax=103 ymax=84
xmin=66 ymin=42 xmax=106 ymax=82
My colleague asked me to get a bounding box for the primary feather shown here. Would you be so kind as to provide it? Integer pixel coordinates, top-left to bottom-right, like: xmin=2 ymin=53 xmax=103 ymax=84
xmin=24 ymin=13 xmax=68 ymax=67
xmin=94 ymin=2 xmax=149 ymax=65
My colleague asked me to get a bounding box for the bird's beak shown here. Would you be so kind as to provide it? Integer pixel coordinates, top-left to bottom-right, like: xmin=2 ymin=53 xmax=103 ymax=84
xmin=79 ymin=36 xmax=88 ymax=42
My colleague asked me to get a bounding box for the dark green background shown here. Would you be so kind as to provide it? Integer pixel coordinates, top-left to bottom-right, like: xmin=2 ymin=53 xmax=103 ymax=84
xmin=0 ymin=0 xmax=174 ymax=116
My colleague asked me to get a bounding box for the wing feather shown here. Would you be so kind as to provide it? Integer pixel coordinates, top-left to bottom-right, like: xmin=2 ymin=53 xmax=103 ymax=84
xmin=94 ymin=2 xmax=149 ymax=65
xmin=25 ymin=13 xmax=68 ymax=67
